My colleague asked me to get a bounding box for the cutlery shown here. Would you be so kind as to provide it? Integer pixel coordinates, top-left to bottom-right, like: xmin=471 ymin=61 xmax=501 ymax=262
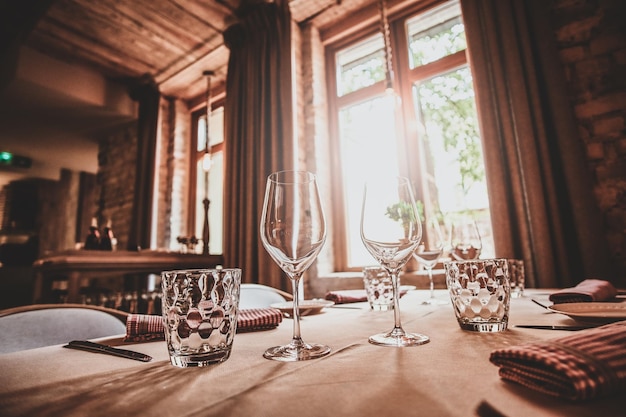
xmin=476 ymin=400 xmax=508 ymax=417
xmin=514 ymin=325 xmax=595 ymax=331
xmin=531 ymin=298 xmax=548 ymax=309
xmin=64 ymin=340 xmax=153 ymax=362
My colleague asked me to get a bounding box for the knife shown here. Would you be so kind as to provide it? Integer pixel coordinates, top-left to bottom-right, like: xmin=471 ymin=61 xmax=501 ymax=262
xmin=514 ymin=325 xmax=595 ymax=331
xmin=64 ymin=340 xmax=153 ymax=362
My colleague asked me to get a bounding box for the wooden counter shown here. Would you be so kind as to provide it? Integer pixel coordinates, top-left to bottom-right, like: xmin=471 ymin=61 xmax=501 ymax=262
xmin=32 ymin=250 xmax=225 ymax=304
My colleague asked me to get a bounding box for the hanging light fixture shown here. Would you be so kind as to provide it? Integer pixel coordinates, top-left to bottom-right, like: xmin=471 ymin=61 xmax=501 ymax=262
xmin=201 ymin=69 xmax=215 ymax=256
xmin=202 ymin=70 xmax=214 ymax=173
xmin=378 ymin=0 xmax=394 ymax=92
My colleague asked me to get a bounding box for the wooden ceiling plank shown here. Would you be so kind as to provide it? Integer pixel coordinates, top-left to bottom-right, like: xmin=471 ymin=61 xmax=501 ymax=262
xmin=171 ymin=0 xmax=234 ymax=31
xmin=289 ymin=0 xmax=338 ymax=22
xmin=158 ymin=45 xmax=229 ymax=98
xmin=115 ymin=0 xmax=222 ymax=45
xmin=44 ymin=1 xmax=183 ymax=67
xmin=74 ymin=0 xmax=193 ymax=57
xmin=153 ymin=33 xmax=225 ymax=84
xmin=28 ymin=20 xmax=154 ymax=78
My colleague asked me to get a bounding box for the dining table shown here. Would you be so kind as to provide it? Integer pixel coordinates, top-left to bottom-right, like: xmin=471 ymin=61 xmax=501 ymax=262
xmin=0 ymin=289 xmax=623 ymax=417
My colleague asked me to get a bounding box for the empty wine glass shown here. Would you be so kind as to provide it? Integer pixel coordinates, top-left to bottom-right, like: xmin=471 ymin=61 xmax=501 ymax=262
xmin=360 ymin=176 xmax=429 ymax=347
xmin=260 ymin=170 xmax=330 ymax=361
xmin=413 ymin=215 xmax=446 ymax=305
xmin=449 ymin=216 xmax=482 ymax=260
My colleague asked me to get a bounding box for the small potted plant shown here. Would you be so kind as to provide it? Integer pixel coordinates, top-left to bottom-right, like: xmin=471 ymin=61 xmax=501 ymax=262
xmin=386 ymin=200 xmax=424 ymax=271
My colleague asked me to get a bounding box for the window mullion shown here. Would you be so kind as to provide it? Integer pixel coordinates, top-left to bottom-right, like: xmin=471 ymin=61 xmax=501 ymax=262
xmin=407 ymin=50 xmax=467 ymax=84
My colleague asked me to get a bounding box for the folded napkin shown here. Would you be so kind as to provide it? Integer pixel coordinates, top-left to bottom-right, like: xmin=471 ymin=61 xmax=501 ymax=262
xmin=124 ymin=308 xmax=283 ymax=343
xmin=325 ymin=290 xmax=368 ymax=304
xmin=490 ymin=320 xmax=626 ymax=401
xmin=324 ymin=289 xmax=408 ymax=304
xmin=549 ymin=279 xmax=618 ymax=304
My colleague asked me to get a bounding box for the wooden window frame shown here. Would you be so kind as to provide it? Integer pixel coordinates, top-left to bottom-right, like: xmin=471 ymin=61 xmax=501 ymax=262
xmin=325 ymin=0 xmax=470 ymax=272
xmin=187 ymin=99 xmax=225 ymax=240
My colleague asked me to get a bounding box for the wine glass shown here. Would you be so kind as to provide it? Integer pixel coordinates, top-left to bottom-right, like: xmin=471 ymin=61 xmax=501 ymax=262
xmin=360 ymin=176 xmax=429 ymax=347
xmin=413 ymin=215 xmax=446 ymax=305
xmin=449 ymin=216 xmax=482 ymax=260
xmin=259 ymin=170 xmax=330 ymax=361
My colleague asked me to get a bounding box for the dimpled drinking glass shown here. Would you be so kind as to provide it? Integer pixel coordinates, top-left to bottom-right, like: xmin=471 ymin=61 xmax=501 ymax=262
xmin=363 ymin=266 xmax=394 ymax=311
xmin=445 ymin=259 xmax=510 ymax=332
xmin=161 ymin=268 xmax=241 ymax=367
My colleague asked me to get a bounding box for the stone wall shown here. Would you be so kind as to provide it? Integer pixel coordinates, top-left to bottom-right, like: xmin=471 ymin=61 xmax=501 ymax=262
xmin=549 ymin=0 xmax=626 ymax=275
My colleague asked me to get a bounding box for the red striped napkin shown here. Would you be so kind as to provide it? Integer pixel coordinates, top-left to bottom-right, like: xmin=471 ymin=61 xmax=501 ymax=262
xmin=548 ymin=279 xmax=618 ymax=304
xmin=124 ymin=308 xmax=283 ymax=343
xmin=324 ymin=290 xmax=368 ymax=304
xmin=490 ymin=320 xmax=626 ymax=401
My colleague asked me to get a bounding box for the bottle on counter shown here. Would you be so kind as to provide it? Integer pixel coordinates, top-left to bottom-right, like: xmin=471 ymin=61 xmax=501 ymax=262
xmin=84 ymin=217 xmax=101 ymax=250
xmin=100 ymin=219 xmax=116 ymax=251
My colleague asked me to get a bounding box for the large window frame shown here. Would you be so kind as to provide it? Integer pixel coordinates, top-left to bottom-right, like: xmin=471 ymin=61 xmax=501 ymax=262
xmin=188 ymin=98 xmax=225 ymax=255
xmin=325 ymin=0 xmax=492 ymax=272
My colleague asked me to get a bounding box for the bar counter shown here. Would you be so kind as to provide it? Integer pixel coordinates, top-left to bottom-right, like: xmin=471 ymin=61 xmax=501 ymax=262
xmin=32 ymin=249 xmax=224 ymax=303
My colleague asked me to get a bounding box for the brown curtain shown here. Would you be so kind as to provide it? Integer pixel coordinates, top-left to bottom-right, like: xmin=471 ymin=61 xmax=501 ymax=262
xmin=127 ymin=75 xmax=160 ymax=251
xmin=460 ymin=0 xmax=614 ymax=287
xmin=223 ymin=0 xmax=294 ymax=290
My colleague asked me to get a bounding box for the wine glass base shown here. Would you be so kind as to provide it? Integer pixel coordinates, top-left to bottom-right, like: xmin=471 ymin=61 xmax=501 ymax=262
xmin=263 ymin=343 xmax=331 ymax=362
xmin=368 ymin=332 xmax=430 ymax=347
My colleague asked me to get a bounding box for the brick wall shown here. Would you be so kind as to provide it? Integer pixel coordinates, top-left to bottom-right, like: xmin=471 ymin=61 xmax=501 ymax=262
xmin=96 ymin=122 xmax=137 ymax=250
xmin=93 ymin=97 xmax=190 ymax=253
xmin=549 ymin=0 xmax=626 ymax=274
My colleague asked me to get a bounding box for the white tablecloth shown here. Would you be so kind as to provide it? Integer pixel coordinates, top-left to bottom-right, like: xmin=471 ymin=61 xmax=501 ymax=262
xmin=0 ymin=290 xmax=622 ymax=417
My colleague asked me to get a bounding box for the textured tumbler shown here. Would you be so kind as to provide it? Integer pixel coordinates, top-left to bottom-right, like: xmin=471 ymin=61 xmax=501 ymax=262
xmin=445 ymin=259 xmax=510 ymax=332
xmin=161 ymin=268 xmax=241 ymax=367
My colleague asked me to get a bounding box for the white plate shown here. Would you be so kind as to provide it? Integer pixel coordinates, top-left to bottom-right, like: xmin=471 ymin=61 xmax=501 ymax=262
xmin=270 ymin=300 xmax=335 ymax=316
xmin=547 ymin=302 xmax=626 ymax=324
xmin=400 ymin=285 xmax=416 ymax=292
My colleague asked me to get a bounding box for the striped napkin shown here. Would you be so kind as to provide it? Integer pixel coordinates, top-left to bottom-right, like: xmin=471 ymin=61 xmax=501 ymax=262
xmin=548 ymin=279 xmax=618 ymax=304
xmin=490 ymin=320 xmax=626 ymax=401
xmin=325 ymin=289 xmax=408 ymax=304
xmin=324 ymin=290 xmax=368 ymax=304
xmin=124 ymin=308 xmax=283 ymax=343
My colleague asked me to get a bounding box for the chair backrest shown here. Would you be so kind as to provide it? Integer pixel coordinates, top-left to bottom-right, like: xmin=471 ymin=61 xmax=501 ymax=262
xmin=0 ymin=304 xmax=128 ymax=354
xmin=239 ymin=283 xmax=291 ymax=309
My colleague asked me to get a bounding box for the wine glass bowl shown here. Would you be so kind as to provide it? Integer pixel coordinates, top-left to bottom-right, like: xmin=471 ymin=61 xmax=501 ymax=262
xmin=260 ymin=170 xmax=330 ymax=361
xmin=360 ymin=176 xmax=429 ymax=347
xmin=413 ymin=215 xmax=445 ymax=305
xmin=449 ymin=217 xmax=482 ymax=261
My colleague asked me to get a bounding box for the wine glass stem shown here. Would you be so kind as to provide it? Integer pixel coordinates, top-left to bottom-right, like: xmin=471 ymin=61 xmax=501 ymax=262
xmin=389 ymin=269 xmax=404 ymax=334
xmin=290 ymin=274 xmax=304 ymax=347
xmin=427 ymin=268 xmax=435 ymax=298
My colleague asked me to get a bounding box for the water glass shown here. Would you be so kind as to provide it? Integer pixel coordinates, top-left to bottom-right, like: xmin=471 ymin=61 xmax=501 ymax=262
xmin=507 ymin=259 xmax=525 ymax=298
xmin=444 ymin=259 xmax=510 ymax=332
xmin=161 ymin=268 xmax=241 ymax=367
xmin=363 ymin=266 xmax=394 ymax=311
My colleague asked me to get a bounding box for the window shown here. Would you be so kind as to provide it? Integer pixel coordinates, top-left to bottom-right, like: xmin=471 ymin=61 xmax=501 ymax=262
xmin=327 ymin=0 xmax=493 ymax=271
xmin=190 ymin=104 xmax=224 ymax=254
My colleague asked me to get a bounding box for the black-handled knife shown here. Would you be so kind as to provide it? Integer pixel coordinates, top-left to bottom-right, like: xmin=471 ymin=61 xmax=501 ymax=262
xmin=64 ymin=340 xmax=153 ymax=362
xmin=514 ymin=325 xmax=595 ymax=331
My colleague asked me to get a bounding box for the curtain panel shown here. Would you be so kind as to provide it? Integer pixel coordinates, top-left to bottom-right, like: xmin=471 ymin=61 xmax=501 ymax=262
xmin=128 ymin=75 xmax=159 ymax=252
xmin=460 ymin=0 xmax=614 ymax=287
xmin=223 ymin=0 xmax=294 ymax=290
